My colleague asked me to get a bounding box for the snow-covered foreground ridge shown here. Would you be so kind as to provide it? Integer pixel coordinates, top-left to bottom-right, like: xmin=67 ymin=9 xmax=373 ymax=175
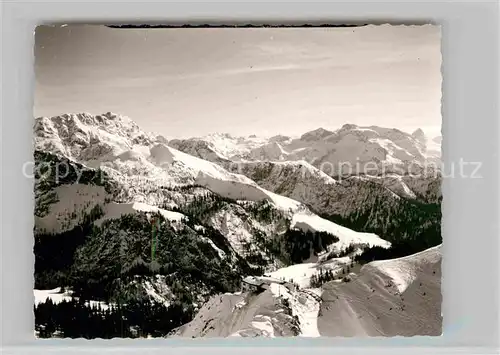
xmin=33 ymin=112 xmax=442 ymax=339
xmin=34 ymin=112 xmax=390 ymax=250
xmin=365 ymin=244 xmax=441 ymax=293
xmin=318 ymin=245 xmax=442 ymax=337
xmin=172 ymin=280 xmax=322 ymax=338
xmin=171 ymin=245 xmax=441 ymax=338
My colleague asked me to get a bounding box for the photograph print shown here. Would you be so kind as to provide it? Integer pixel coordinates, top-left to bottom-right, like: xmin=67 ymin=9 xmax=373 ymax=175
xmin=33 ymin=24 xmax=442 ymax=338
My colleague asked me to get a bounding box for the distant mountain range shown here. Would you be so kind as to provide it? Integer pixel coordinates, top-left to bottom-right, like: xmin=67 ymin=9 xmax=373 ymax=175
xmin=33 ymin=112 xmax=442 ymax=338
xmin=169 ymin=123 xmax=442 ymax=175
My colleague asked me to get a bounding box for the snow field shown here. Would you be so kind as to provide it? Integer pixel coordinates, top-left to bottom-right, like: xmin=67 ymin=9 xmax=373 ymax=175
xmin=367 ymin=244 xmax=441 ymax=293
xmin=291 ymin=213 xmax=391 ymax=250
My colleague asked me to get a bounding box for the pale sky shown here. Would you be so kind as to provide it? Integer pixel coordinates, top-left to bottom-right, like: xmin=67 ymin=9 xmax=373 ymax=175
xmin=34 ymin=25 xmax=442 ymax=139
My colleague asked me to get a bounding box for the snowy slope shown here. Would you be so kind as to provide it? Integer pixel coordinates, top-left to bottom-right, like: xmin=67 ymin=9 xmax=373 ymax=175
xmin=34 ymin=288 xmax=73 ymax=305
xmin=412 ymin=128 xmax=442 ymax=161
xmin=172 ymin=282 xmax=320 ymax=338
xmin=247 ymin=142 xmax=290 ymax=161
xmin=365 ymin=244 xmax=441 ymax=293
xmin=268 ymin=257 xmax=350 ymax=289
xmin=254 ymin=189 xmax=390 ymax=251
xmin=201 ymin=133 xmax=271 ymax=159
xmin=141 ymin=275 xmax=174 ymax=307
xmin=34 ymin=113 xmax=246 ymax=188
xmin=291 ymin=213 xmax=390 ymax=250
xmin=318 ymin=245 xmax=442 ymax=336
xmin=35 ymin=113 xmax=285 ymax=200
xmin=170 ymin=124 xmax=440 ymax=174
xmin=175 ymin=130 xmax=439 ymax=217
xmin=34 ymin=112 xmax=441 ymax=339
xmin=167 ymin=138 xmax=231 ymax=165
xmin=208 ymin=203 xmax=280 ymax=258
xmin=172 ymin=245 xmax=441 ymax=338
xmin=268 ymin=251 xmax=361 ymax=292
xmin=172 ymin=132 xmax=270 ymax=161
xmin=227 ymin=158 xmax=442 ymax=244
xmin=282 ymin=124 xmax=430 ymax=174
xmin=34 ymin=112 xmax=390 ymax=251
xmin=171 ymin=290 xmax=300 ymax=338
xmin=269 ymin=263 xmax=319 ymax=289
xmin=95 ymin=201 xmax=186 ymax=227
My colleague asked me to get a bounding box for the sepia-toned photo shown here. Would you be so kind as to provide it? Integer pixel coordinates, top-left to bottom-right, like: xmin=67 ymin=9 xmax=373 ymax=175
xmin=33 ymin=24 xmax=442 ymax=338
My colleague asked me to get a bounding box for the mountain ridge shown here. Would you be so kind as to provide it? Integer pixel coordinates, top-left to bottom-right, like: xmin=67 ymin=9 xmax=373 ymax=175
xmin=33 ymin=111 xmax=442 ymax=339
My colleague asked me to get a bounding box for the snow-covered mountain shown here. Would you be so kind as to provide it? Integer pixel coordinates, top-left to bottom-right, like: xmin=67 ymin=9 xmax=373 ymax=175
xmin=33 ymin=113 xmax=393 ymax=307
xmin=171 ymin=124 xmax=442 ymax=176
xmin=173 ymin=245 xmax=441 ymax=337
xmin=33 ymin=112 xmax=441 ymax=339
xmin=169 ymin=132 xmax=270 ymax=162
xmin=168 ymin=124 xmax=442 ymax=231
xmin=34 ymin=112 xmax=167 ymax=163
xmin=318 ymin=245 xmax=442 ymax=336
xmin=33 ymin=112 xmax=390 ymax=250
xmin=227 ymin=161 xmax=402 ymax=216
xmin=411 ymin=128 xmax=426 ymax=144
xmin=35 ymin=112 xmax=250 ymax=189
xmin=289 ymin=125 xmax=441 ymax=171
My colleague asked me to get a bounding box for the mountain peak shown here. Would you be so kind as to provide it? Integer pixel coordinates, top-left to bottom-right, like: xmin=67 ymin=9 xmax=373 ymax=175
xmin=411 ymin=128 xmax=426 ymax=141
xmin=340 ymin=123 xmax=358 ymax=130
xmin=205 ymin=132 xmax=234 ymax=140
xmin=300 ymin=127 xmax=334 ymax=141
xmin=36 ymin=112 xmax=137 ymax=129
xmin=269 ymin=134 xmax=291 ymax=144
xmin=34 ymin=112 xmax=158 ymax=162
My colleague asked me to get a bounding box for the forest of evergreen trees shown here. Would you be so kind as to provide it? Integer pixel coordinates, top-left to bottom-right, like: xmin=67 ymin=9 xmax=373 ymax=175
xmin=33 ymin=148 xmax=442 ymax=338
xmin=164 ymin=191 xmax=343 ymax=267
xmin=69 ymin=213 xmax=247 ymax=301
xmin=322 ymin=195 xmax=442 ymax=262
xmin=309 ymin=269 xmax=336 ymax=288
xmin=325 ymin=243 xmax=358 ymax=260
xmin=309 ymin=261 xmax=355 ymax=288
xmin=242 ymin=226 xmax=340 ymax=266
xmin=33 ymin=210 xmax=254 ymax=338
xmin=354 ymin=239 xmax=437 ymax=264
xmin=34 ymin=297 xmax=193 ymax=339
xmin=283 ymin=228 xmax=339 ymax=264
xmin=33 ymin=187 xmax=343 ymax=338
xmin=34 ymin=204 xmax=105 ymax=289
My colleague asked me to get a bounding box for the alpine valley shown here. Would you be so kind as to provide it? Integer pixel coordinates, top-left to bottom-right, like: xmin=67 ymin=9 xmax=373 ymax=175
xmin=33 ymin=112 xmax=442 ymax=338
